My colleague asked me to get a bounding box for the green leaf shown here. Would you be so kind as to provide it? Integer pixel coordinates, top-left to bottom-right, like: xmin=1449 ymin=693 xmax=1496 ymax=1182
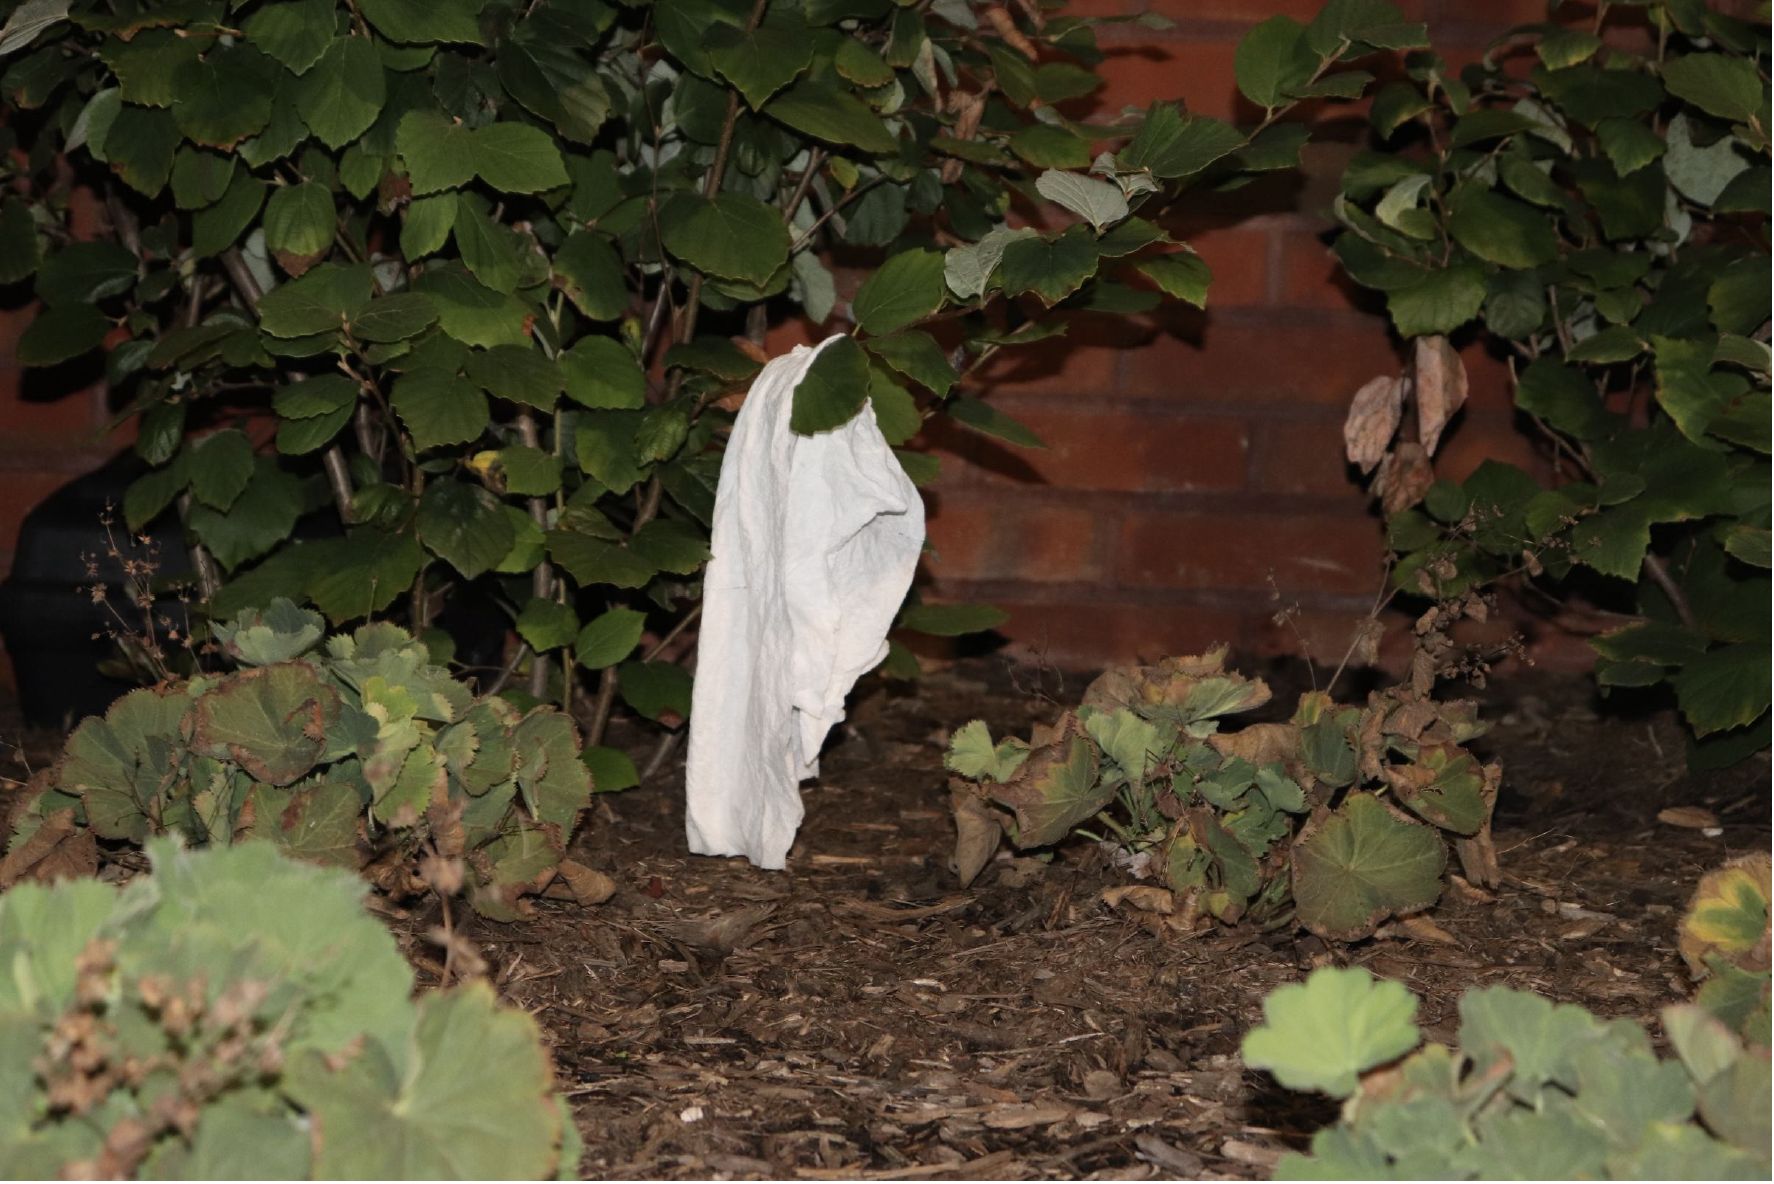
xmin=1662 ymin=53 xmax=1767 ymax=126
xmin=1517 ymin=357 xmax=1618 ymax=440
xmin=658 ymin=191 xmax=791 ymax=286
xmin=1665 ymin=113 xmax=1752 ymax=207
xmin=287 ymin=983 xmax=559 ymax=1180
xmin=865 ymin=330 xmax=955 ymax=397
xmin=943 ymin=225 xmax=1037 ymax=301
xmin=401 ymin=192 xmax=456 ymax=259
xmin=294 ymin=35 xmax=386 ymax=149
xmin=1538 ymin=63 xmax=1664 ymax=127
xmin=1566 ymin=324 xmax=1645 ymax=364
xmin=1034 ymin=170 xmax=1128 ymax=232
xmin=833 ymin=36 xmax=893 ymax=87
xmin=186 ymin=461 xmax=305 ymax=572
xmin=243 ymin=0 xmax=338 ymax=74
xmin=190 ymin=429 xmax=256 ymax=512
xmin=514 ymin=597 xmax=578 ymax=652
xmin=306 ymin=528 xmax=424 ymax=623
xmin=1235 ymin=15 xmax=1313 ymax=108
xmin=257 ymin=262 xmax=372 ymax=337
xmin=945 ymin=719 xmax=1031 ymax=783
xmin=465 ymin=344 xmax=563 ymax=410
xmin=347 ymin=292 xmax=438 ymax=342
xmin=473 ymin=120 xmax=570 ymax=193
xmin=413 ymin=265 xmax=533 ymax=348
xmin=171 ymin=147 xmax=238 ymax=209
xmin=573 ymin=410 xmax=648 ymax=493
xmin=17 ymin=303 xmax=109 ymax=365
xmin=1139 ymin=252 xmax=1213 ymax=308
xmin=453 ymin=197 xmax=525 ymax=294
xmin=1008 ymin=123 xmax=1091 ymax=170
xmin=945 ymin=397 xmax=1045 ymax=449
xmin=1305 ymin=0 xmax=1426 ymax=55
xmin=0 ymin=196 xmax=40 ymax=284
xmin=212 ymin=597 xmax=325 ymax=666
xmin=55 ymin=687 xmax=193 ymax=843
xmin=1708 ymin=261 xmax=1770 ymax=338
xmin=1386 ymin=744 xmax=1488 ymax=835
xmin=617 ymin=660 xmax=693 ymax=721
xmin=192 ymin=171 xmax=268 ymax=257
xmin=546 ymin=531 xmax=656 ymax=589
xmin=191 ymin=662 xmax=341 ymax=785
xmin=1447 ymin=186 xmax=1558 ymax=270
xmin=1387 ymin=263 xmax=1485 ymax=337
xmin=1595 ymin=115 xmax=1665 ymax=177
xmin=628 ymin=519 xmax=711 ymax=574
xmin=1242 ymin=967 xmax=1421 ymax=1098
xmin=582 ymin=744 xmax=640 ymax=794
xmin=1448 ymin=109 xmax=1540 ymax=149
xmin=0 ymin=0 xmax=73 ymax=58
xmin=561 ymin=337 xmax=646 ymax=409
xmin=1653 ymin=336 xmax=1736 ymax=444
xmin=999 ymin=227 xmax=1099 ymax=307
xmin=263 ymin=181 xmax=337 ymax=265
xmin=555 ymin=231 xmax=626 ymax=321
xmin=1673 ymin=644 xmax=1771 ymax=737
xmin=417 ymin=480 xmax=514 ymax=579
xmin=575 ymin=608 xmax=646 ymax=670
xmin=1457 ymin=985 xmax=1601 ymax=1095
xmin=705 ymin=23 xmax=813 ymax=109
xmin=357 ymin=0 xmax=485 ymax=45
xmin=1117 ymin=101 xmax=1245 ymax=179
xmin=390 ymin=367 xmax=489 ymax=450
xmin=172 ymin=44 xmax=275 ymax=149
xmin=1292 ymin=792 xmax=1447 ymax=940
xmin=898 ymin=602 xmax=1009 ymax=635
xmin=34 ymin=241 xmax=136 ymax=305
xmin=396 ymin=110 xmax=477 ymax=194
xmin=989 ymin=726 xmax=1104 ymax=848
xmin=101 ymin=102 xmax=180 ymax=195
xmin=764 ymin=79 xmax=898 ymax=153
xmin=665 ymin=337 xmax=761 ymax=381
xmin=790 ymin=335 xmax=870 ymax=435
xmin=853 ymin=248 xmax=946 ymax=336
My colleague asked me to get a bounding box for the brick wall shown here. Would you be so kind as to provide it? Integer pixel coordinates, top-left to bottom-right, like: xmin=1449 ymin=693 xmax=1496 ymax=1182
xmin=1 ymin=0 xmax=1612 ymax=687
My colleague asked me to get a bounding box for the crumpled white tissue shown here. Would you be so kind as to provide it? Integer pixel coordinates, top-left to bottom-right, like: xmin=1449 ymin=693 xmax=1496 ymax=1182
xmin=684 ymin=334 xmax=925 ymax=869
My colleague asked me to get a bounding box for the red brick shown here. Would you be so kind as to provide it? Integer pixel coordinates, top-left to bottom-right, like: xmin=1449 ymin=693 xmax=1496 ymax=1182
xmin=929 ymin=406 xmax=1248 ymax=492
xmin=0 ymin=368 xmax=104 ymax=444
xmin=1429 ymin=407 xmax=1550 ymax=484
xmin=1250 ymin=605 xmax=1417 ymax=672
xmin=0 ymin=470 xmax=89 ymax=562
xmin=1249 ymin=414 xmax=1374 ymax=499
xmin=954 ymin=599 xmax=1250 ymax=670
xmin=1276 ymin=225 xmax=1367 ymax=311
xmin=1118 ymin=510 xmax=1387 ymax=594
xmin=1170 ymin=223 xmax=1272 ymax=308
xmin=1143 ymin=0 xmax=1427 ymax=25
xmin=1456 ymin=340 xmax=1515 ymax=413
xmin=1121 ymin=321 xmax=1403 ymax=405
xmin=923 ymin=498 xmax=1107 ymax=583
xmin=973 ymin=335 xmax=1118 ymax=398
xmin=1081 ymin=41 xmax=1242 ymax=123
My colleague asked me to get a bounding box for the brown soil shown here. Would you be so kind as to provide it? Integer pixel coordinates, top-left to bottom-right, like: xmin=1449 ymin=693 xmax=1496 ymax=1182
xmin=4 ymin=660 xmax=1768 ymax=1180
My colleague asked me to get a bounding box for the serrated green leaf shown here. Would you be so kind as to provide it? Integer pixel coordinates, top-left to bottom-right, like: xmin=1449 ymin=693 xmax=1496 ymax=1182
xmin=1387 ymin=263 xmax=1485 ymax=337
xmin=1673 ymin=644 xmax=1772 ymax=737
xmin=561 ymin=336 xmax=646 ymax=409
xmin=263 ymin=181 xmax=337 ymax=265
xmin=173 ymin=44 xmax=275 ymax=148
xmin=554 ymin=231 xmax=626 ymax=320
xmin=347 ymin=292 xmax=438 ymax=343
xmin=575 ymin=607 xmax=646 ymax=670
xmin=1447 ymin=186 xmax=1558 ymax=270
xmin=1292 ymin=792 xmax=1446 ymax=940
xmin=865 ymin=330 xmax=956 ymax=397
xmin=618 ymin=659 xmax=693 ymax=721
xmin=764 ymin=79 xmax=897 ymax=153
xmin=515 ymin=597 xmax=579 ymax=652
xmin=17 ymin=303 xmax=109 ymax=365
xmin=295 ymin=35 xmax=386 ymax=149
xmin=999 ymin=226 xmax=1099 ymax=307
xmin=853 ymin=248 xmax=945 ymax=336
xmin=390 ymin=367 xmax=489 ymax=450
xmin=1242 ymin=967 xmax=1421 ymax=1098
xmin=658 ymin=190 xmax=791 ymax=286
xmin=1235 ymin=15 xmax=1314 ymax=108
xmin=705 ymin=23 xmax=813 ymax=109
xmin=1662 ymin=53 xmax=1767 ymax=126
xmin=1139 ymin=252 xmax=1212 ymax=308
xmin=358 ymin=0 xmax=484 ymax=45
xmin=257 ymin=262 xmax=372 ymax=337
xmin=944 ymin=397 xmax=1045 ymax=449
xmin=1117 ymin=101 xmax=1245 ymax=179
xmin=898 ymin=602 xmax=1009 ymax=635
xmin=790 ymin=335 xmax=869 ymax=435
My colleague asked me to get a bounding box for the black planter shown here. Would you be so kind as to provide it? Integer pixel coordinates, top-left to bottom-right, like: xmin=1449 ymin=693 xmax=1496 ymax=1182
xmin=0 ymin=452 xmax=192 ymax=729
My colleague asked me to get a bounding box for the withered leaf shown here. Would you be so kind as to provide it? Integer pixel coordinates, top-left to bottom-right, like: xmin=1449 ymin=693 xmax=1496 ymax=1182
xmin=952 ymin=781 xmax=1006 ymax=888
xmin=1375 ymin=440 xmax=1434 ymax=518
xmin=0 ymin=808 xmax=98 ymax=887
xmin=1344 ymin=374 xmax=1405 ymax=474
xmin=1413 ymin=334 xmax=1467 ymax=457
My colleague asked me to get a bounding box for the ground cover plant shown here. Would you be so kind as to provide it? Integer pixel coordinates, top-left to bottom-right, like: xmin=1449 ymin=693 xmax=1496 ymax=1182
xmin=1241 ymin=852 xmax=1771 ymax=1180
xmin=1327 ymin=0 xmax=1771 ymax=766
xmin=0 ymin=0 xmax=1420 ymax=756
xmin=3 ymin=598 xmax=606 ymax=921
xmin=0 ymin=838 xmax=577 ymax=1178
xmin=945 ymin=639 xmax=1502 ymax=940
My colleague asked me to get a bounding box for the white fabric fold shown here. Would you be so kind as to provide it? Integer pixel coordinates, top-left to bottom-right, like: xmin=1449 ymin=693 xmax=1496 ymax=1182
xmin=684 ymin=334 xmax=925 ymax=868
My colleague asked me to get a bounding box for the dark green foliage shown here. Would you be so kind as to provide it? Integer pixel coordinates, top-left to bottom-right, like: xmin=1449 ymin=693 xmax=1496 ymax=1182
xmin=1328 ymin=3 xmax=1770 ymax=760
xmin=0 ymin=0 xmax=1414 ymax=741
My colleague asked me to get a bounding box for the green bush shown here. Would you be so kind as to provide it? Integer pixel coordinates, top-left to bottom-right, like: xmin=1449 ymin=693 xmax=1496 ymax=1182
xmin=946 ymin=648 xmax=1500 ymax=939
xmin=1324 ymin=0 xmax=1770 ymax=765
xmin=6 ymin=599 xmax=598 ymax=920
xmin=0 ymin=838 xmax=578 ymax=1179
xmin=0 ymin=0 xmax=1421 ymax=733
xmin=1242 ymin=966 xmax=1770 ymax=1180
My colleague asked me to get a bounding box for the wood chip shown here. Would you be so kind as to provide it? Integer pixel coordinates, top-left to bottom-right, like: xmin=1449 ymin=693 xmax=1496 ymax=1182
xmin=983 ymin=1103 xmax=1073 ymax=1129
xmin=1657 ymin=806 xmax=1719 ymax=829
xmin=1219 ymin=1138 xmax=1281 ymax=1168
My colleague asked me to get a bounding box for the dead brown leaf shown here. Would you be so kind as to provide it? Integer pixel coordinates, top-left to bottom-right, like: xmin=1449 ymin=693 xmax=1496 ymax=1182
xmin=0 ymin=808 xmax=98 ymax=887
xmin=1414 ymin=335 xmax=1468 ymax=456
xmin=1657 ymin=806 xmax=1720 ymax=829
xmin=555 ymin=859 xmax=618 ymax=905
xmin=1101 ymin=884 xmax=1174 ymax=915
xmin=1344 ymin=374 xmax=1405 ymax=474
xmin=1375 ymin=440 xmax=1435 ymax=517
xmin=951 ymin=783 xmax=1005 ymax=889
xmin=982 ymin=1103 xmax=1072 ymax=1130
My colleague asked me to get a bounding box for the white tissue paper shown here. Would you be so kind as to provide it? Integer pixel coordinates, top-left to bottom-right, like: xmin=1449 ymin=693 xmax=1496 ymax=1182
xmin=684 ymin=334 xmax=925 ymax=869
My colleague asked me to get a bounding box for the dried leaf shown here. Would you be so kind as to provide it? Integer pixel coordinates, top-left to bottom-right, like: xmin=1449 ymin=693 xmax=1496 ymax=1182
xmin=1375 ymin=440 xmax=1434 ymax=517
xmin=1344 ymin=374 xmax=1405 ymax=474
xmin=1413 ymin=335 xmax=1467 ymax=456
xmin=0 ymin=807 xmax=98 ymax=887
xmin=952 ymin=782 xmax=1005 ymax=888
xmin=555 ymin=858 xmax=617 ymax=905
xmin=1102 ymin=884 xmax=1175 ymax=915
xmin=1659 ymin=806 xmax=1721 ymax=829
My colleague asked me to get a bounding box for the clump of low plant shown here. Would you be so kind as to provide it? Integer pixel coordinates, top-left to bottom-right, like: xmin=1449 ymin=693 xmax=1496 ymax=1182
xmin=945 ymin=644 xmax=1501 ymax=941
xmin=1240 ymin=855 xmax=1772 ymax=1179
xmin=0 ymin=839 xmax=578 ymax=1179
xmin=4 ymin=598 xmax=603 ymax=920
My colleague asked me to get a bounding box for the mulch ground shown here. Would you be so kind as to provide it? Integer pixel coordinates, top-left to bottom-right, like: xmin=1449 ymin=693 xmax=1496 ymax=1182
xmin=3 ymin=658 xmax=1768 ymax=1179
